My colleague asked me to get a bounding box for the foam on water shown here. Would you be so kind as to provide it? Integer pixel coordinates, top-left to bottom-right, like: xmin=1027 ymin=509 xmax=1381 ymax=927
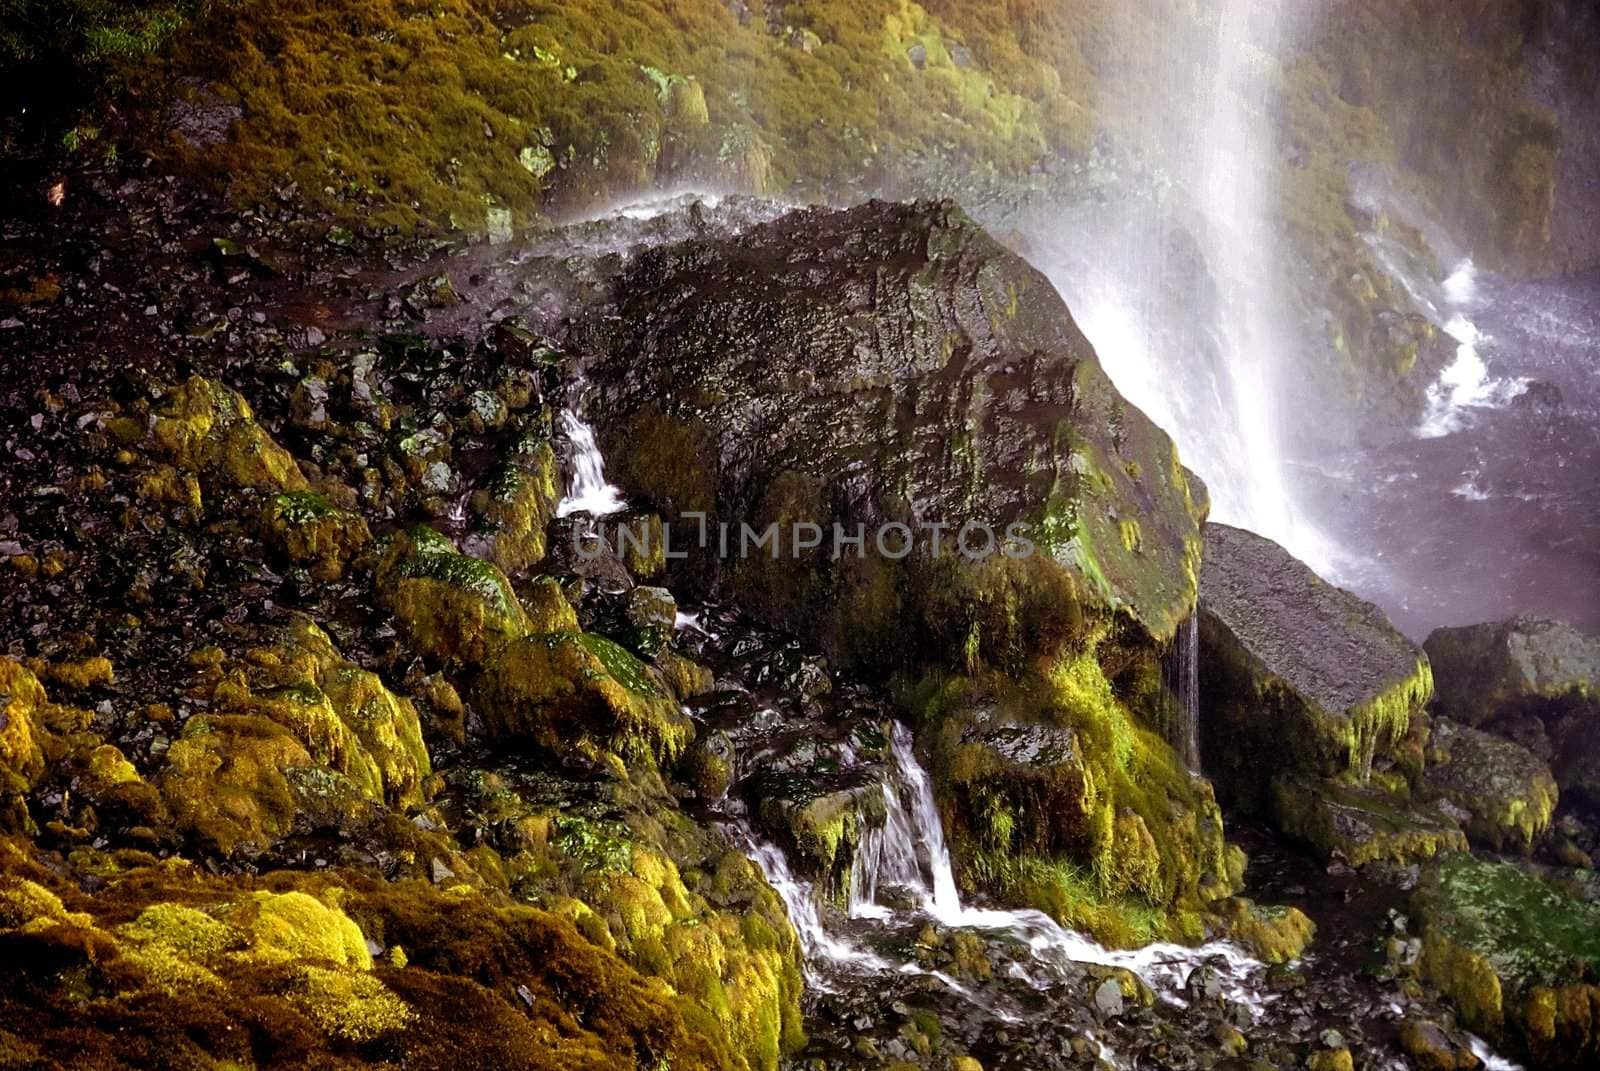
xmin=1418 ymin=316 xmax=1528 ymax=438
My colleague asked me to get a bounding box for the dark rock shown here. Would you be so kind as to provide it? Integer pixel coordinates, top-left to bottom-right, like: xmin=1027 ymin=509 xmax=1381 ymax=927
xmin=585 ymin=200 xmax=1207 ymax=672
xmin=1199 ymin=522 xmax=1432 ymax=811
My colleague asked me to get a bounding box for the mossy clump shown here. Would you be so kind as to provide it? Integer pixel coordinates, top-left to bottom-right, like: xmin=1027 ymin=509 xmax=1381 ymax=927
xmin=211 ymin=616 xmax=432 ymax=812
xmin=474 ymin=632 xmax=690 ymax=768
xmin=156 ymin=714 xmax=316 ymax=855
xmin=261 ymin=491 xmax=372 ymax=581
xmin=469 ymin=440 xmax=561 ymax=578
xmin=1414 ymin=853 xmax=1600 ymax=1068
xmin=0 ymin=658 xmax=48 ymax=792
xmin=376 ymin=526 xmax=529 ymax=666
xmin=146 ymin=375 xmax=308 ymax=495
xmin=1214 ymin=898 xmax=1316 ymax=965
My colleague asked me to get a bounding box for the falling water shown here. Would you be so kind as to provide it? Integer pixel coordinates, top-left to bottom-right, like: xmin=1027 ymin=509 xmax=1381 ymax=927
xmin=1035 ymin=1 xmax=1335 ymax=578
xmin=745 ymin=723 xmax=1269 ymax=1011
xmin=1173 ymin=612 xmax=1201 ymax=773
xmin=555 ymin=409 xmax=628 ymax=517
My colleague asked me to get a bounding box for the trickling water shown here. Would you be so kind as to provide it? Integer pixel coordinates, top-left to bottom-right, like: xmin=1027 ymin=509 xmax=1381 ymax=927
xmin=1175 ymin=613 xmax=1201 ymax=773
xmin=555 ymin=409 xmax=628 ymax=518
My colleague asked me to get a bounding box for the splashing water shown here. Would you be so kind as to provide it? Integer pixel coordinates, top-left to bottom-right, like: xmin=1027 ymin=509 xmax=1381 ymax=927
xmin=1417 ymin=316 xmax=1528 ymax=438
xmin=555 ymin=409 xmax=628 ymax=517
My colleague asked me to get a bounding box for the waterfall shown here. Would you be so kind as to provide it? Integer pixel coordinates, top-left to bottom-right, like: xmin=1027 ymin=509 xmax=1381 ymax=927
xmin=1032 ymin=1 xmax=1335 ymax=579
xmin=746 ymin=722 xmax=1269 ymax=1011
xmin=555 ymin=409 xmax=627 ymax=518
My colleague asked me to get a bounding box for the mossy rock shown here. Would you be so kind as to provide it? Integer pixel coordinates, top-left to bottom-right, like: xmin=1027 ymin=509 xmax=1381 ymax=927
xmin=214 ymin=616 xmax=431 ymax=811
xmin=469 ymin=438 xmax=561 ymax=577
xmin=260 ymin=491 xmax=372 ymax=581
xmin=147 ymin=375 xmax=308 ymax=494
xmin=1214 ymin=897 xmax=1316 ymax=965
xmin=157 ymin=714 xmax=316 ymax=855
xmin=1414 ymin=853 xmax=1600 ymax=1068
xmin=752 ymin=772 xmax=887 ymax=903
xmin=1425 ymin=617 xmax=1600 ymax=729
xmin=1423 ymin=717 xmax=1558 ymax=854
xmin=474 ymin=631 xmax=690 ymax=768
xmin=914 ymin=646 xmax=1236 ymax=941
xmin=376 ymin=526 xmax=529 ymax=666
xmin=1270 ymin=773 xmax=1467 ymax=867
xmin=521 ymin=574 xmax=580 ymax=634
xmin=1199 ymin=522 xmax=1433 ymax=811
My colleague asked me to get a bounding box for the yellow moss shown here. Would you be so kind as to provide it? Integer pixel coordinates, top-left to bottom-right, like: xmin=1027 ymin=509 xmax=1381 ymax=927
xmin=474 ymin=632 xmax=689 ymax=766
xmin=223 ymin=890 xmax=373 ymax=969
xmin=39 ymin=655 xmax=116 ymax=691
xmin=522 ymin=575 xmax=579 ymax=634
xmin=148 ymin=376 xmax=308 ymax=494
xmin=1216 ymin=898 xmax=1317 ymax=965
xmin=376 ymin=526 xmax=529 ymax=666
xmin=472 ymin=443 xmax=561 ymax=577
xmin=260 ymin=491 xmax=372 ymax=580
xmin=157 ymin=714 xmax=314 ymax=855
xmin=217 ymin=616 xmax=432 ymax=810
xmin=0 ymin=877 xmax=89 ymax=930
xmin=0 ymin=658 xmax=46 ymax=788
xmin=284 ymin=964 xmax=414 ymax=1041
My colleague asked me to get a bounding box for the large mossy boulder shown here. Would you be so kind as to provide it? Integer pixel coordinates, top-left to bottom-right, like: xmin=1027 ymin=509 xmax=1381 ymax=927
xmin=1422 ymin=717 xmax=1558 ymax=854
xmin=584 ymin=199 xmax=1207 ymax=671
xmin=474 ymin=632 xmax=691 ymax=768
xmin=376 ymin=527 xmax=530 ymax=666
xmin=1199 ymin=522 xmax=1433 ymax=812
xmin=1414 ymin=853 xmax=1600 ymax=1069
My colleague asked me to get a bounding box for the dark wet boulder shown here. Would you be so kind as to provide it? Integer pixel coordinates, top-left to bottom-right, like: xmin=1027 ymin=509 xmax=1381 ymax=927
xmin=1425 ymin=617 xmax=1600 ymax=729
xmin=582 ymin=199 xmax=1207 ymax=673
xmin=1426 ymin=618 xmax=1600 ymax=819
xmin=1421 ymin=717 xmax=1558 ymax=854
xmin=1199 ymin=523 xmax=1433 ymax=812
xmin=1413 ymin=853 xmax=1600 ymax=1069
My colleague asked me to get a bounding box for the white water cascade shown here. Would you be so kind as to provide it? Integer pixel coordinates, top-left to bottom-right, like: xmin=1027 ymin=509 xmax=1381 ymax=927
xmin=744 ymin=723 xmax=1269 ymax=1013
xmin=555 ymin=408 xmax=628 ymax=518
xmin=1035 ymin=0 xmax=1335 ymax=578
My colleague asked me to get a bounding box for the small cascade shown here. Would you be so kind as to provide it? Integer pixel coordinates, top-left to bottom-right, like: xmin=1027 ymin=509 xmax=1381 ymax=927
xmin=748 ymin=721 xmax=1270 ymax=1015
xmin=555 ymin=409 xmax=627 ymax=518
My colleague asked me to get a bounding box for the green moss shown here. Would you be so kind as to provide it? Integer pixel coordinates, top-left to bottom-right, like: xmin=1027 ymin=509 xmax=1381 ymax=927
xmin=376 ymin=526 xmax=530 ymax=666
xmin=474 ymin=631 xmax=689 ymax=767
